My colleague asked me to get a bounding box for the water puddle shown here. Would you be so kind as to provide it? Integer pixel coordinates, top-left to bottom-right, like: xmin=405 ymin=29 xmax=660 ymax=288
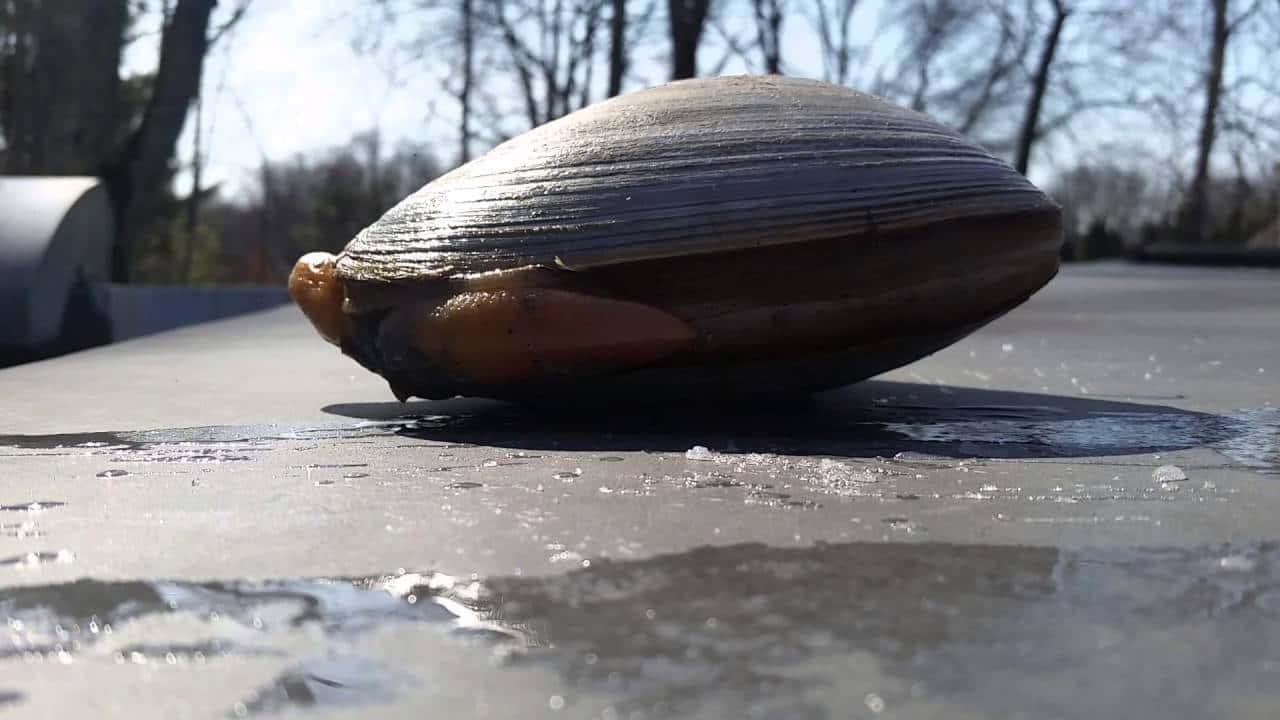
xmin=0 ymin=550 xmax=74 ymax=569
xmin=0 ymin=502 xmax=66 ymax=512
xmin=3 ymin=540 xmax=1279 ymax=718
xmin=0 ymin=390 xmax=1272 ymax=475
xmin=1 ymin=571 xmax=522 ymax=715
xmin=234 ymin=656 xmax=408 ymax=716
xmin=1216 ymin=407 xmax=1280 ymax=474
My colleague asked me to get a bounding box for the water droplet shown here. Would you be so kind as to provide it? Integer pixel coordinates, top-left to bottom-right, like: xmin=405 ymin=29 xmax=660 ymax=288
xmin=554 ymin=469 xmax=582 ymax=481
xmin=343 ymin=472 xmax=369 ymax=479
xmin=481 ymin=459 xmax=499 ymax=468
xmin=1001 ymin=343 xmax=1014 ymax=352
xmin=96 ymin=469 xmax=129 ymax=478
xmin=549 ymin=550 xmax=584 ymax=564
xmin=865 ymin=693 xmax=886 ymax=713
xmin=644 ymin=609 xmax=656 ymax=620
xmin=549 ymin=695 xmax=565 ymax=710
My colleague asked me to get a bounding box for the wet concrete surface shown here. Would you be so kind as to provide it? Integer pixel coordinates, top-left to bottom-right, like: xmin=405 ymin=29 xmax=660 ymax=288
xmin=0 ymin=261 xmax=1278 ymax=718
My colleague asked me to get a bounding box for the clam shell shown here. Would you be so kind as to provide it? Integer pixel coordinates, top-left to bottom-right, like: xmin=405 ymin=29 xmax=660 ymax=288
xmin=337 ymin=75 xmax=1058 ymax=284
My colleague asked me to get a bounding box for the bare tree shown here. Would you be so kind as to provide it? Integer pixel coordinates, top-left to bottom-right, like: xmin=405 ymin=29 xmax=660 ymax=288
xmin=669 ymin=0 xmax=712 ymax=78
xmin=806 ymin=0 xmax=860 ymax=84
xmin=460 ymin=0 xmax=476 ymax=161
xmin=205 ymin=131 xmax=440 ymax=283
xmin=604 ymin=0 xmax=656 ymax=95
xmin=950 ymin=1 xmax=1025 ymax=136
xmin=608 ymin=0 xmax=629 ymax=95
xmin=875 ymin=0 xmax=1150 ymax=179
xmin=752 ymin=0 xmax=785 ymax=74
xmin=869 ymin=0 xmax=1031 ymax=149
xmin=98 ymin=0 xmax=223 ymax=281
xmin=886 ymin=0 xmax=976 ymax=113
xmin=488 ymin=0 xmax=608 ymax=126
xmin=1178 ymin=0 xmax=1264 ymax=243
xmin=181 ymin=1 xmax=252 ymax=284
xmin=1014 ymin=0 xmax=1069 ymax=174
xmin=0 ymin=0 xmax=130 ymax=174
xmin=357 ymin=0 xmax=488 ymax=166
xmin=1051 ymin=163 xmax=1161 ymax=243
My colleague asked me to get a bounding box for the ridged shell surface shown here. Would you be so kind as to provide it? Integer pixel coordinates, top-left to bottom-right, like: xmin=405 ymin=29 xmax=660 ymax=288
xmin=338 ymin=75 xmax=1057 ymax=283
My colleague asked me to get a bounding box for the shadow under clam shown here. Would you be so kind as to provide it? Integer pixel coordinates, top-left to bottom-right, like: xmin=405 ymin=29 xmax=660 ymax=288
xmin=323 ymin=380 xmax=1245 ymax=460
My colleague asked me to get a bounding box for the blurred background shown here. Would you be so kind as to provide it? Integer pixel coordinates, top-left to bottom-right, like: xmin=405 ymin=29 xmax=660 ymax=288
xmin=0 ymin=0 xmax=1277 ymax=363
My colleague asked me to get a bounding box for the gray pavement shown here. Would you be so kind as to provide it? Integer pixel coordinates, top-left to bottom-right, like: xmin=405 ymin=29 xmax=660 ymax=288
xmin=1 ymin=262 xmax=1278 ymax=719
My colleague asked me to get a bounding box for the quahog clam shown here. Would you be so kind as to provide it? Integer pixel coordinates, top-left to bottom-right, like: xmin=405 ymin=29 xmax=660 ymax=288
xmin=289 ymin=75 xmax=1062 ymax=403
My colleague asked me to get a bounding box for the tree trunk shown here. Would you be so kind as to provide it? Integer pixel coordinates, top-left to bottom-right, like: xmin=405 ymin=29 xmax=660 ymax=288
xmin=810 ymin=0 xmax=858 ymax=85
xmin=752 ymin=0 xmax=783 ymax=74
xmin=460 ymin=0 xmax=474 ymax=163
xmin=103 ymin=0 xmax=217 ymax=282
xmin=1 ymin=0 xmax=128 ymax=174
xmin=1180 ymin=0 xmax=1229 ymax=244
xmin=181 ymin=92 xmax=203 ymax=284
xmin=608 ymin=0 xmax=628 ymax=96
xmin=668 ymin=0 xmax=711 ymax=79
xmin=1014 ymin=0 xmax=1068 ymax=175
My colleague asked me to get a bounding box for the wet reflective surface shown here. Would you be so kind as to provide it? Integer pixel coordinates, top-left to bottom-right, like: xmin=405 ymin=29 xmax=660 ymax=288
xmin=1 ymin=264 xmax=1278 ymax=718
xmin=3 ymin=541 xmax=1280 ymax=718
xmin=1 ymin=390 xmax=1279 ymax=717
